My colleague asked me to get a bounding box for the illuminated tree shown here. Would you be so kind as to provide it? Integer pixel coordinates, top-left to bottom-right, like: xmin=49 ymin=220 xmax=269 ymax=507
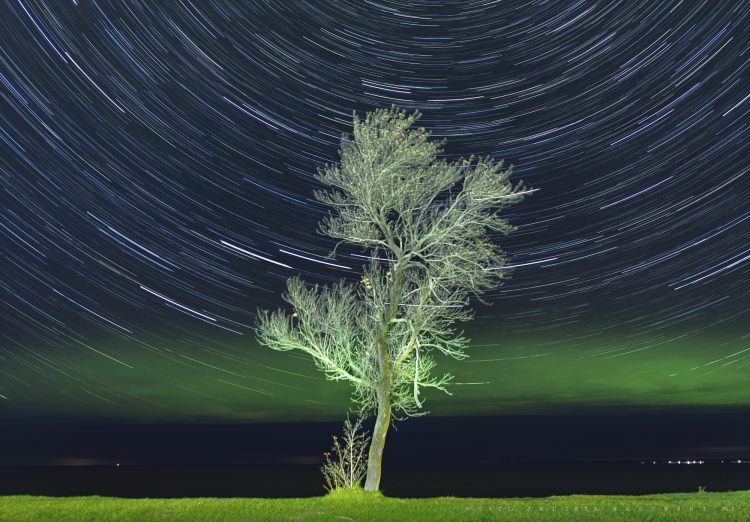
xmin=256 ymin=107 xmax=529 ymax=491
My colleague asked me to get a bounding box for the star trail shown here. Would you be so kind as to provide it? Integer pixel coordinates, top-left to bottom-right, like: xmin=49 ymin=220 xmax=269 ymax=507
xmin=0 ymin=0 xmax=748 ymax=420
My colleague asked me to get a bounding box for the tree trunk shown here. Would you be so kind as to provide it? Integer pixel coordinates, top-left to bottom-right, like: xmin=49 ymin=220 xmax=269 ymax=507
xmin=364 ymin=391 xmax=391 ymax=491
xmin=364 ymin=260 xmax=401 ymax=492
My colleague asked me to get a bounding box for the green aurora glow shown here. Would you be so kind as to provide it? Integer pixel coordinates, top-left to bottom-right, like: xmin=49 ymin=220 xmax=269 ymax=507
xmin=3 ymin=329 xmax=748 ymax=422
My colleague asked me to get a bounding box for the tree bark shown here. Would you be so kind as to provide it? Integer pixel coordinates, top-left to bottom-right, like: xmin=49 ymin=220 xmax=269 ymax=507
xmin=364 ymin=390 xmax=391 ymax=491
xmin=364 ymin=257 xmax=402 ymax=492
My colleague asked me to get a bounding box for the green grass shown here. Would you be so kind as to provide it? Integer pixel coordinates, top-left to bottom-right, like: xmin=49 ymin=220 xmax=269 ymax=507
xmin=2 ymin=489 xmax=750 ymax=521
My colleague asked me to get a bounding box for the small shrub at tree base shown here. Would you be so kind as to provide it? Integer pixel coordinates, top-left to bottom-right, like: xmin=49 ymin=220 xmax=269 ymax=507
xmin=321 ymin=416 xmax=370 ymax=492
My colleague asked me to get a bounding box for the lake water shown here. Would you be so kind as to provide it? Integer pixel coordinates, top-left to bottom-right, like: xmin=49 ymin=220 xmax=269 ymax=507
xmin=3 ymin=412 xmax=750 ymax=497
xmin=2 ymin=461 xmax=749 ymax=498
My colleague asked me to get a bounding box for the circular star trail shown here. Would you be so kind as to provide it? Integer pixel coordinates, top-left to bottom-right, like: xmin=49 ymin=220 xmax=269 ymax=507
xmin=0 ymin=1 xmax=748 ymax=418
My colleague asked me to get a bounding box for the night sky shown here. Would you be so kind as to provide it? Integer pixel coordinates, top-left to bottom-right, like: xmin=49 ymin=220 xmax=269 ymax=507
xmin=1 ymin=0 xmax=749 ymax=435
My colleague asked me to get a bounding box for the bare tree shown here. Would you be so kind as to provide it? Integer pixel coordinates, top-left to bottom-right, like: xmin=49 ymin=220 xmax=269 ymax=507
xmin=256 ymin=107 xmax=529 ymax=491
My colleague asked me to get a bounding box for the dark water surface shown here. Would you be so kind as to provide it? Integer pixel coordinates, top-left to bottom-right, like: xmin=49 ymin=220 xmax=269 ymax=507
xmin=2 ymin=412 xmax=749 ymax=497
xmin=2 ymin=462 xmax=750 ymax=498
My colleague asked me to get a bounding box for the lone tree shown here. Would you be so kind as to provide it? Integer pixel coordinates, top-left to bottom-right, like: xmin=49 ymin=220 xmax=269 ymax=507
xmin=256 ymin=107 xmax=528 ymax=491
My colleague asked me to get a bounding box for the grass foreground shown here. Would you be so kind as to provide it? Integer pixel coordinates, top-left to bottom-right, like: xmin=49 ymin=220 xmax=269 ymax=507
xmin=2 ymin=488 xmax=750 ymax=521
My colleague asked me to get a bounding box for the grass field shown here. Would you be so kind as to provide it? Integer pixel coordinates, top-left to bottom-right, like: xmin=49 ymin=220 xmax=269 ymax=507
xmin=1 ymin=489 xmax=749 ymax=521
